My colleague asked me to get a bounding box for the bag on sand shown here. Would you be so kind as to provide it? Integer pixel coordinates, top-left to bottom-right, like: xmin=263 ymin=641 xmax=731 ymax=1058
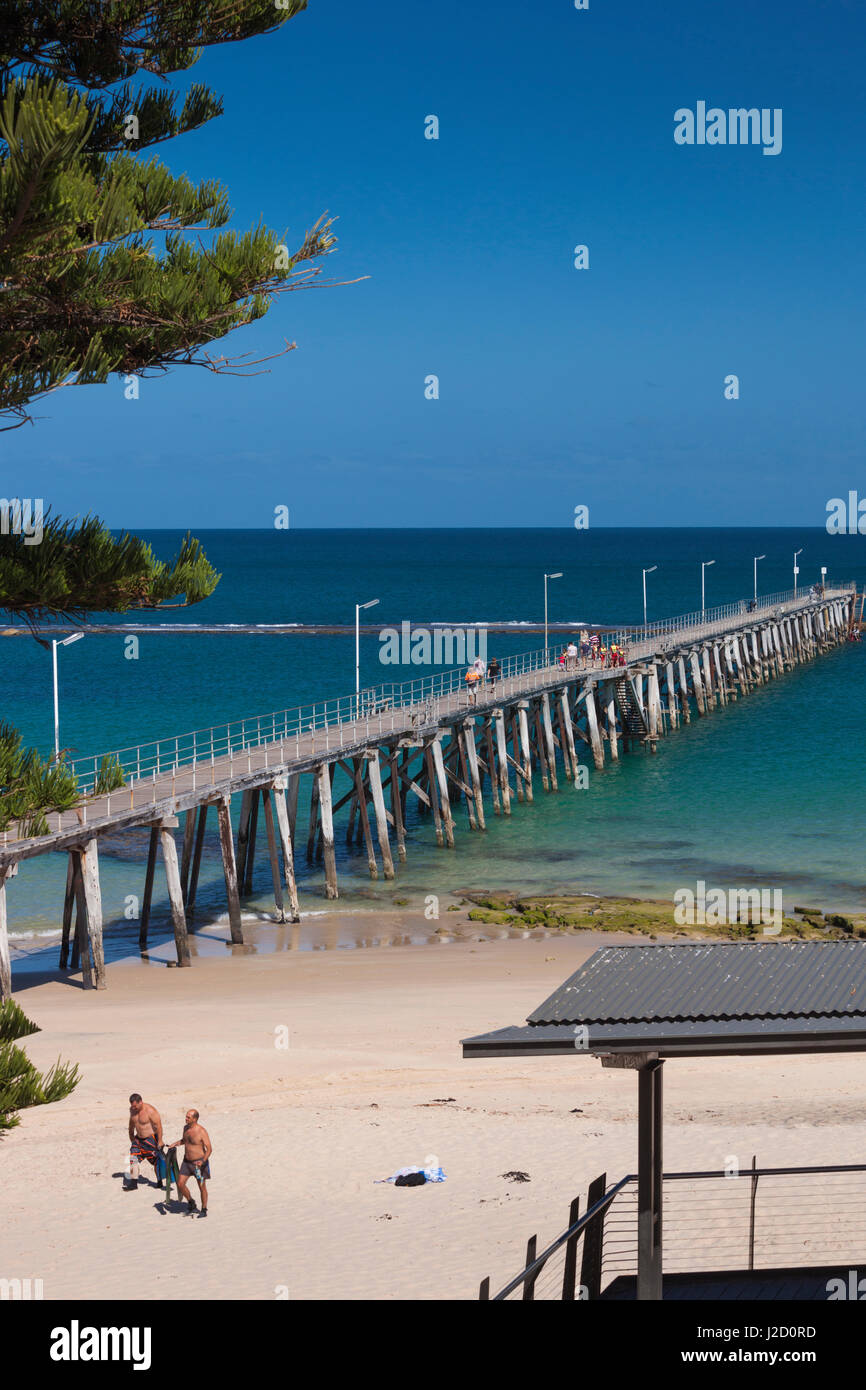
xmin=394 ymin=1171 xmax=427 ymax=1187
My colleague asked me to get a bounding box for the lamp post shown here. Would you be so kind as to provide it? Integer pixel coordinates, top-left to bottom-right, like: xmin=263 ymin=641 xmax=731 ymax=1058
xmin=642 ymin=566 xmax=657 ymax=628
xmin=355 ymin=599 xmax=379 ymax=713
xmin=793 ymin=548 xmax=803 ymax=599
xmin=701 ymin=560 xmax=715 ymax=619
xmin=753 ymin=554 xmax=766 ymax=605
xmin=544 ymin=572 xmax=563 ymax=659
xmin=820 ymin=565 xmax=827 ymax=596
xmin=52 ymin=632 xmax=84 ymax=762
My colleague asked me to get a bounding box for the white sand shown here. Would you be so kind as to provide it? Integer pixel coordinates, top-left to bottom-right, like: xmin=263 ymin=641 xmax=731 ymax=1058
xmin=4 ymin=928 xmax=866 ymax=1301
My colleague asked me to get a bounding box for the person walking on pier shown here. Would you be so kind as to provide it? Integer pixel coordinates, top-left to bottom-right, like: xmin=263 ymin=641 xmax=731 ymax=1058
xmin=580 ymin=633 xmax=590 ymax=667
xmin=486 ymin=656 xmax=501 ymax=686
xmin=126 ymin=1093 xmax=164 ymax=1190
xmin=566 ymin=640 xmax=578 ymax=671
xmin=465 ymin=663 xmax=481 ymax=705
xmin=167 ymin=1108 xmax=212 ymax=1218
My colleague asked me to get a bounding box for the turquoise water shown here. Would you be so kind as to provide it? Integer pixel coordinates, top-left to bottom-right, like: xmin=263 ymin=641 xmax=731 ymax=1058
xmin=4 ymin=527 xmax=865 ymax=957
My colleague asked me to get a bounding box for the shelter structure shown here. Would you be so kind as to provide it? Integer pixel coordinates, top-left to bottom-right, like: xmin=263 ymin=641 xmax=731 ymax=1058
xmin=462 ymin=940 xmax=866 ymax=1299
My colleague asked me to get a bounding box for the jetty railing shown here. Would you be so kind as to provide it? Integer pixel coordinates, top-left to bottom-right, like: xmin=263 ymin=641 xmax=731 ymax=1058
xmin=65 ymin=583 xmax=854 ymax=796
xmin=482 ymin=1161 xmax=866 ymax=1300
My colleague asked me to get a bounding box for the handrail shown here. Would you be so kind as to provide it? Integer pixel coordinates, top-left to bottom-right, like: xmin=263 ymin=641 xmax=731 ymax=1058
xmin=60 ymin=583 xmax=854 ymax=796
xmin=489 ymin=1176 xmax=633 ymax=1301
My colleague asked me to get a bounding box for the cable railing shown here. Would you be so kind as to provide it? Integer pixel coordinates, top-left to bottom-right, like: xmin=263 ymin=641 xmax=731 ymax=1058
xmin=484 ymin=1161 xmax=866 ymax=1300
xmin=57 ymin=582 xmax=854 ymax=799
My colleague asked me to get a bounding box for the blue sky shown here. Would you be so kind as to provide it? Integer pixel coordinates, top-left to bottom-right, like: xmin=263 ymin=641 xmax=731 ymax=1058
xmin=6 ymin=0 xmax=866 ymax=527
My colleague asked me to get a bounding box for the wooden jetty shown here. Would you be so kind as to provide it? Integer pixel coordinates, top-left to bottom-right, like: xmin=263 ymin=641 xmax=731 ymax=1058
xmin=0 ymin=584 xmax=859 ymax=999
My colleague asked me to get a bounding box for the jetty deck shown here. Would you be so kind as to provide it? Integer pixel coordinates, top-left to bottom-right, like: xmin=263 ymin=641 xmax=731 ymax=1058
xmin=0 ymin=584 xmax=859 ymax=998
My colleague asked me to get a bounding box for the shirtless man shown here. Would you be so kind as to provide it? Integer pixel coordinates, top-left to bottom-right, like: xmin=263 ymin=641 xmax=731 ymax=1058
xmin=167 ymin=1109 xmax=212 ymax=1218
xmin=125 ymin=1093 xmax=163 ymax=1190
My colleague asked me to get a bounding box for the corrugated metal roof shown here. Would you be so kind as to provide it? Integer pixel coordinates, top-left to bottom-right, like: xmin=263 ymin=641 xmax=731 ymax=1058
xmin=526 ymin=942 xmax=866 ymax=1026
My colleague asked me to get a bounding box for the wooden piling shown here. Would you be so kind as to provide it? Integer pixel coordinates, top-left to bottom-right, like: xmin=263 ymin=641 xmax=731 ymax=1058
xmin=243 ymin=789 xmax=259 ymax=895
xmin=424 ymin=744 xmax=446 ymax=845
xmin=139 ymin=824 xmax=159 ymax=949
xmin=388 ymin=749 xmax=407 ymax=860
xmin=180 ymin=806 xmax=196 ymax=903
xmin=690 ymin=651 xmax=706 ymax=715
xmin=483 ymin=718 xmax=501 ymax=813
xmin=676 ymin=656 xmax=691 ymax=723
xmin=216 ymin=797 xmax=244 ymax=944
xmin=584 ymin=685 xmax=605 ymax=770
xmin=159 ymin=819 xmax=190 ymax=968
xmin=317 ymin=763 xmax=338 ymax=899
xmin=605 ymin=684 xmax=619 ymax=761
xmin=494 ymin=711 xmax=512 ymax=814
xmin=366 ymin=751 xmax=395 ymax=879
xmin=352 ymin=757 xmax=378 ymax=874
xmin=60 ymin=853 xmax=75 ymax=968
xmin=272 ymin=781 xmax=301 ymax=922
xmin=517 ymin=704 xmax=533 ymax=801
xmin=261 ymin=787 xmax=286 ymax=920
xmin=463 ymin=720 xmax=487 ymax=830
xmin=558 ymin=690 xmax=579 ymax=779
xmin=430 ymin=739 xmax=455 ymax=847
xmin=187 ymin=803 xmax=208 ymax=912
xmin=236 ymin=789 xmax=254 ymax=881
xmin=541 ymin=693 xmax=559 ymax=791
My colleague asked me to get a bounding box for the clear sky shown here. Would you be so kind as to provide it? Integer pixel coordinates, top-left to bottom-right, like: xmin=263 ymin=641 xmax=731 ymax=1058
xmin=7 ymin=0 xmax=866 ymax=528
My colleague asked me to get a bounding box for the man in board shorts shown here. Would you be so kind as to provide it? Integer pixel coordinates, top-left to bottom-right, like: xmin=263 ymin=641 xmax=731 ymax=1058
xmin=125 ymin=1093 xmax=163 ymax=1190
xmin=168 ymin=1108 xmax=213 ymax=1218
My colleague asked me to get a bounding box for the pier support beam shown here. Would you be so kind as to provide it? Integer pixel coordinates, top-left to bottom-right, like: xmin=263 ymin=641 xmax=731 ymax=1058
xmin=159 ymin=819 xmax=191 ymax=968
xmin=261 ymin=786 xmax=286 ymax=921
xmin=494 ymin=712 xmax=512 ymax=814
xmin=584 ymin=685 xmax=605 ymax=770
xmin=517 ymin=704 xmax=533 ymax=801
xmin=317 ymin=764 xmax=338 ymax=899
xmin=690 ymin=652 xmax=706 ymax=715
xmin=217 ymin=797 xmax=244 ymax=943
xmin=272 ymin=781 xmax=301 ymax=922
xmin=605 ymin=684 xmax=619 ymax=761
xmin=425 ymin=744 xmax=446 ymax=845
xmin=139 ymin=825 xmax=159 ymax=949
xmin=676 ymin=657 xmax=691 ymax=723
xmin=431 ymin=738 xmax=455 ymax=846
xmin=366 ymin=751 xmax=395 ymax=879
xmin=187 ymin=804 xmax=208 ymax=912
xmin=463 ymin=720 xmax=487 ymax=830
xmin=540 ymin=694 xmax=559 ymax=791
xmin=558 ymin=690 xmax=579 ymax=779
xmin=388 ymin=749 xmax=407 ymax=860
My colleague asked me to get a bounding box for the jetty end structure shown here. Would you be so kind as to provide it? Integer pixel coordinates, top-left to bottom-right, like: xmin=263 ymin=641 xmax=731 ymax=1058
xmin=465 ymin=941 xmax=866 ymax=1302
xmin=0 ymin=584 xmax=859 ymax=1000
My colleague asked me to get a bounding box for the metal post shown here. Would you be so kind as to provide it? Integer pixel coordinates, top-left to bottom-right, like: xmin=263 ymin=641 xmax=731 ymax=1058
xmin=637 ymin=1058 xmax=664 ymax=1301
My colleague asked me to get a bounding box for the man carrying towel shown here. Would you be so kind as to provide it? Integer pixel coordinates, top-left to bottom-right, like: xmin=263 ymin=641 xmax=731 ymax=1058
xmin=125 ymin=1093 xmax=163 ymax=1190
xmin=168 ymin=1108 xmax=213 ymax=1218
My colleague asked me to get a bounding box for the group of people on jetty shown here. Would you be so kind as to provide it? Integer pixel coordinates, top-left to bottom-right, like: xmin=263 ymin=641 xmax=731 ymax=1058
xmin=463 ymin=632 xmax=627 ymax=703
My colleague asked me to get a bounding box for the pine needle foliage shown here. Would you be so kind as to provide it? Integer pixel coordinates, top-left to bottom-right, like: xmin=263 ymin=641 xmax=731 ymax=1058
xmin=0 ymin=1 xmax=345 ymax=427
xmin=0 ymin=998 xmax=80 ymax=1131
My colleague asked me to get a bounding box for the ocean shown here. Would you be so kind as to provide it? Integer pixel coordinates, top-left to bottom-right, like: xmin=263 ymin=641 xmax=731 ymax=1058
xmin=4 ymin=526 xmax=865 ymax=959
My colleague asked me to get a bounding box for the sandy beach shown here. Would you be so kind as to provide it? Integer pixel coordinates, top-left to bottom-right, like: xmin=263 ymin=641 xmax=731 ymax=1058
xmin=4 ymin=913 xmax=866 ymax=1301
